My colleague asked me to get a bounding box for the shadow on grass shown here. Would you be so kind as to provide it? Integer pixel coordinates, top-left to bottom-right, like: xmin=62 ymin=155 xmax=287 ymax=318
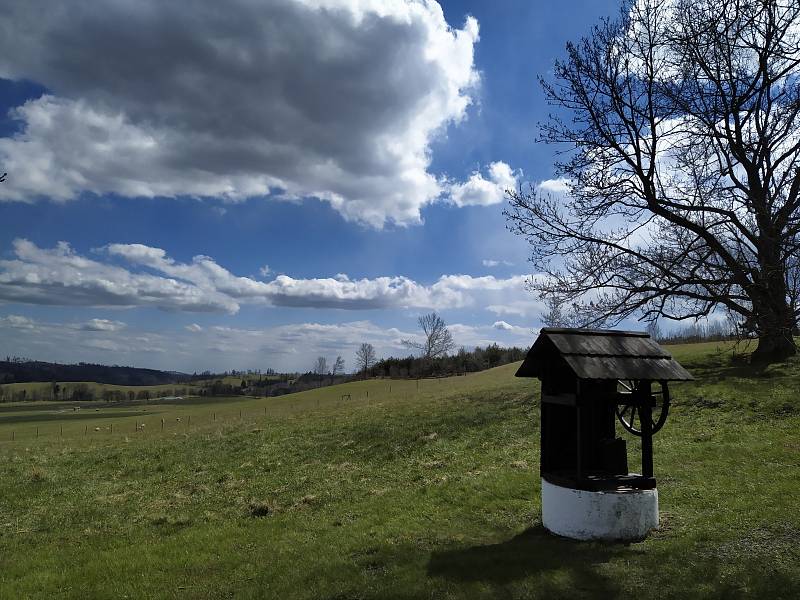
xmin=427 ymin=526 xmax=623 ymax=595
xmin=427 ymin=526 xmax=800 ymax=598
xmin=679 ymin=344 xmax=800 ymax=383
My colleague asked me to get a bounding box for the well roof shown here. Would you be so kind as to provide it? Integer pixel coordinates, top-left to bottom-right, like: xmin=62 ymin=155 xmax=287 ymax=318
xmin=515 ymin=328 xmax=694 ymax=381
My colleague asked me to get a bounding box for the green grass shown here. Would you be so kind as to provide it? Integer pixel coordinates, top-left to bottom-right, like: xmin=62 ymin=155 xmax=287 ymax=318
xmin=0 ymin=380 xmax=202 ymax=402
xmin=0 ymin=374 xmax=283 ymax=403
xmin=1 ymin=344 xmax=798 ymax=599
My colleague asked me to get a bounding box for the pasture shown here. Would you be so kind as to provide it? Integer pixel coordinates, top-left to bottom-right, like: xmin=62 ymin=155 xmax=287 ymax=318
xmin=1 ymin=342 xmax=798 ymax=599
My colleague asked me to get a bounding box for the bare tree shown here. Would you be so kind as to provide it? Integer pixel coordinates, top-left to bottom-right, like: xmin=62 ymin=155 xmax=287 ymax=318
xmin=506 ymin=0 xmax=800 ymax=363
xmin=645 ymin=319 xmax=662 ymax=342
xmin=354 ymin=343 xmax=376 ymax=379
xmin=402 ymin=312 xmax=455 ymax=359
xmin=313 ymin=356 xmax=328 ymax=384
xmin=540 ymin=296 xmax=572 ymax=328
xmin=332 ymin=355 xmax=345 ymax=377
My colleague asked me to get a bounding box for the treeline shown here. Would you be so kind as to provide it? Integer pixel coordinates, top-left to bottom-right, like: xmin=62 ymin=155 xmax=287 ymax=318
xmin=370 ymin=344 xmax=527 ymax=379
xmin=197 ymin=373 xmax=349 ymax=398
xmin=0 ymin=358 xmax=189 ymax=386
xmin=189 ymin=368 xmax=277 ymax=381
xmin=656 ymin=321 xmax=738 ymax=345
xmin=0 ymin=383 xmax=193 ymax=403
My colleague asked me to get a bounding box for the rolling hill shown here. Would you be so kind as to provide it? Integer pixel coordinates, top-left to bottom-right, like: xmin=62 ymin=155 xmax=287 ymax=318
xmin=0 ymin=341 xmax=798 ymax=598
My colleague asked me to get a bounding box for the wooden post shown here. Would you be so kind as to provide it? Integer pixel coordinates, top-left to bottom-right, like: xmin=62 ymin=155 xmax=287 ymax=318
xmin=161 ymin=418 xmax=164 ymax=431
xmin=11 ymin=431 xmax=14 ymax=441
xmin=574 ymin=380 xmax=582 ymax=480
xmin=575 ymin=404 xmax=582 ymax=480
xmin=188 ymin=415 xmax=191 ymax=427
xmin=110 ymin=424 xmax=112 ymax=434
xmin=213 ymin=412 xmax=216 ymax=421
xmin=60 ymin=425 xmax=63 ymax=437
xmin=640 ymin=382 xmax=654 ymax=478
xmin=36 ymin=427 xmax=39 ymax=439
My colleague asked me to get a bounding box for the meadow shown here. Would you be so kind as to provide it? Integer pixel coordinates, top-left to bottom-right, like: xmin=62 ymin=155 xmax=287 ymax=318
xmin=0 ymin=341 xmax=798 ymax=599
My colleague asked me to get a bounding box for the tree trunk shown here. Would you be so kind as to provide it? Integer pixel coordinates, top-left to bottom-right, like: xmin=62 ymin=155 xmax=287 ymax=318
xmin=752 ymin=329 xmax=796 ymax=363
xmin=751 ymin=294 xmax=797 ymax=364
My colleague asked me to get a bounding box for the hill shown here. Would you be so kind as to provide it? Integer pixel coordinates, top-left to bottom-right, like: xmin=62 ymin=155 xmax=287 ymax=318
xmin=0 ymin=341 xmax=798 ymax=598
xmin=0 ymin=358 xmax=189 ymax=386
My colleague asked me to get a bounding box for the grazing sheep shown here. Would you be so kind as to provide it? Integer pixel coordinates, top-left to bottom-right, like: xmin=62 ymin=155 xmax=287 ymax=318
xmin=176 ymin=417 xmax=181 ymax=422
xmin=94 ymin=427 xmax=100 ymax=432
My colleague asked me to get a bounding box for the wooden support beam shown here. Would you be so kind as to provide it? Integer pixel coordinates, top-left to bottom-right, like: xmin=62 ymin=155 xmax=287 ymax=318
xmin=575 ymin=380 xmax=582 ymax=480
xmin=541 ymin=393 xmax=577 ymax=406
xmin=639 ymin=382 xmax=654 ymax=478
xmin=575 ymin=404 xmax=582 ymax=480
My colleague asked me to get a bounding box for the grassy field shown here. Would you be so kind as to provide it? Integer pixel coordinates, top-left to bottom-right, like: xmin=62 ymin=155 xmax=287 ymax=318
xmin=0 ymin=380 xmax=202 ymax=403
xmin=0 ymin=374 xmax=282 ymax=404
xmin=1 ymin=342 xmax=798 ymax=598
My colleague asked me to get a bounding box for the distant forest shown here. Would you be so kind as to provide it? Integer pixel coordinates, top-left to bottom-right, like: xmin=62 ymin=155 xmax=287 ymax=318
xmin=370 ymin=344 xmax=527 ymax=379
xmin=0 ymin=343 xmax=527 ymax=398
xmin=0 ymin=357 xmax=190 ymax=386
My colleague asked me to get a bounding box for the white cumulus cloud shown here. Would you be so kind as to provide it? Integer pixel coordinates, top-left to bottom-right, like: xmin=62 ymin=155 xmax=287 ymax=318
xmin=482 ymin=259 xmax=513 ymax=267
xmin=0 ymin=314 xmax=36 ymax=329
xmin=448 ymin=161 xmax=518 ymax=207
xmin=81 ymin=318 xmax=126 ymax=332
xmin=537 ymin=178 xmax=571 ymax=194
xmin=0 ymin=0 xmax=482 ymax=227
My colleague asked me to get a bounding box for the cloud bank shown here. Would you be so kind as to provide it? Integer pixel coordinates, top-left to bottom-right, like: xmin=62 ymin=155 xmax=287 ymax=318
xmin=0 ymin=314 xmax=535 ymax=372
xmin=0 ymin=239 xmax=543 ymax=316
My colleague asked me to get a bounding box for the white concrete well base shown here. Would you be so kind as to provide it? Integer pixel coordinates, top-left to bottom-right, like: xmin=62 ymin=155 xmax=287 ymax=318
xmin=541 ymin=478 xmax=658 ymax=541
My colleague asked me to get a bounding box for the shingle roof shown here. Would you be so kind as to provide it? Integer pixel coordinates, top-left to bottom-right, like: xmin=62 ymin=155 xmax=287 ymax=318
xmin=515 ymin=327 xmax=694 ymax=381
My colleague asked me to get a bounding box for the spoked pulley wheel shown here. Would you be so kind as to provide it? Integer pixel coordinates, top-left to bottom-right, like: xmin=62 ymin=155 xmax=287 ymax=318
xmin=615 ymin=379 xmax=670 ymax=436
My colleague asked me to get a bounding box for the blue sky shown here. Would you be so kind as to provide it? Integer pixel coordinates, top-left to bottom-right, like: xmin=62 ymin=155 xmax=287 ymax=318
xmin=0 ymin=0 xmax=620 ymax=373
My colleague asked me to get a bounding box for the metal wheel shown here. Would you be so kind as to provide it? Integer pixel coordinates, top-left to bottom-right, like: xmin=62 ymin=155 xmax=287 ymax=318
xmin=615 ymin=379 xmax=670 ymax=436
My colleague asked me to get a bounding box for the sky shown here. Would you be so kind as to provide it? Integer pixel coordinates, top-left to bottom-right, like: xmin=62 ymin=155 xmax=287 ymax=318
xmin=0 ymin=0 xmax=621 ymax=373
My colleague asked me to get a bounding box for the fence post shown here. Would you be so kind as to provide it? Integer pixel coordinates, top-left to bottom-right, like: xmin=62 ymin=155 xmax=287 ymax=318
xmin=161 ymin=418 xmax=164 ymax=431
xmin=11 ymin=431 xmax=14 ymax=441
xmin=60 ymin=425 xmax=63 ymax=437
xmin=213 ymin=412 xmax=216 ymax=421
xmin=188 ymin=415 xmax=191 ymax=427
xmin=110 ymin=424 xmax=112 ymax=434
xmin=36 ymin=427 xmax=39 ymax=439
